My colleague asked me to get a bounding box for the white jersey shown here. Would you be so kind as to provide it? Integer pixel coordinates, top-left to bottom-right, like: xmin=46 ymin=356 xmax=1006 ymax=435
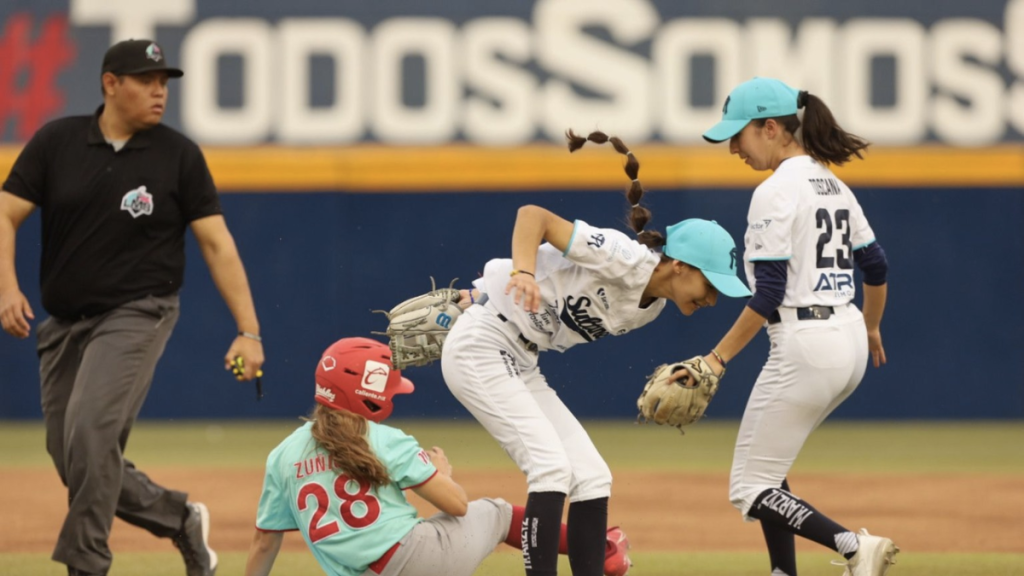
xmin=474 ymin=220 xmax=666 ymax=352
xmin=744 ymin=156 xmax=875 ymax=307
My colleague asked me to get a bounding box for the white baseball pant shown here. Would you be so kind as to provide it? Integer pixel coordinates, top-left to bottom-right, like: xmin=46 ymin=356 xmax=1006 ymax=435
xmin=442 ymin=304 xmax=612 ymax=501
xmin=730 ymin=303 xmax=869 ymax=519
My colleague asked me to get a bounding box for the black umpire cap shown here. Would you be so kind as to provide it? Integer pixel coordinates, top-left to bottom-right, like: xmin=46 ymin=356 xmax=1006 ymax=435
xmin=102 ymin=39 xmax=183 ymax=77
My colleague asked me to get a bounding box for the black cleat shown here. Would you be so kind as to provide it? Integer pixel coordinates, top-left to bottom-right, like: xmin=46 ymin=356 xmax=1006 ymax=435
xmin=172 ymin=502 xmax=218 ymax=576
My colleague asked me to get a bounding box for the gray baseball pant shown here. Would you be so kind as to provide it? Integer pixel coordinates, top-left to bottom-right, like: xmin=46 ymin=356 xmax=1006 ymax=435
xmin=37 ymin=294 xmax=188 ymax=574
xmin=365 ymin=498 xmax=513 ymax=576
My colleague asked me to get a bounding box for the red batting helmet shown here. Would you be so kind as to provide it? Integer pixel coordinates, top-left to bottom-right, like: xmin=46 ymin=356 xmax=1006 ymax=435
xmin=314 ymin=337 xmax=414 ymax=423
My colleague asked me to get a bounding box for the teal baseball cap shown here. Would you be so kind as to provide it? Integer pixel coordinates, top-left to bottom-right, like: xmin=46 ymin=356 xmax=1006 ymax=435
xmin=703 ymin=77 xmax=801 ymax=143
xmin=664 ymin=219 xmax=751 ymax=298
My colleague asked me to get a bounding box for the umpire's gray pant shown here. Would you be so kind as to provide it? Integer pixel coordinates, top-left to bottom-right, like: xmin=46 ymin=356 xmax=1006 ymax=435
xmin=37 ymin=294 xmax=188 ymax=575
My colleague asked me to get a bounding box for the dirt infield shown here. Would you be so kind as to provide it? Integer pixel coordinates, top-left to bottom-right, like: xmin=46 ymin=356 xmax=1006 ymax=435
xmin=3 ymin=468 xmax=1022 ymax=555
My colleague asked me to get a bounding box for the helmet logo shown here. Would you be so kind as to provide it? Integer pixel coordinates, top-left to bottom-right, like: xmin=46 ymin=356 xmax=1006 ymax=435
xmin=362 ymin=360 xmax=390 ymax=393
xmin=315 ymin=384 xmax=336 ymax=403
xmin=321 ymin=356 xmax=336 ymax=372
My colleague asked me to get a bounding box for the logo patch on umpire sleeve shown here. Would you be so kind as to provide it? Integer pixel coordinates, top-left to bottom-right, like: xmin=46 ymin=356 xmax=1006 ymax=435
xmin=121 ymin=186 xmax=154 ymax=218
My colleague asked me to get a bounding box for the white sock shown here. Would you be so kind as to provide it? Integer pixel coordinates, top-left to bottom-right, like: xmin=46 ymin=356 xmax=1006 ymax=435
xmin=835 ymin=531 xmax=860 ymax=558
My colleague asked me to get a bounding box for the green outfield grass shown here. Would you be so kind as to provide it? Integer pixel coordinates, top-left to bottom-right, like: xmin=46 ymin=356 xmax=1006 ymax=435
xmin=4 ymin=551 xmax=1023 ymax=575
xmin=2 ymin=419 xmax=1023 ymax=473
xmin=2 ymin=419 xmax=1022 ymax=575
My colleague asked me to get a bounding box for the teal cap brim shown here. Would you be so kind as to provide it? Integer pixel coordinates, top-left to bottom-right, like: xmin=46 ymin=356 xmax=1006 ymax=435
xmin=704 ymin=269 xmax=752 ymax=298
xmin=702 ymin=119 xmax=751 ymax=143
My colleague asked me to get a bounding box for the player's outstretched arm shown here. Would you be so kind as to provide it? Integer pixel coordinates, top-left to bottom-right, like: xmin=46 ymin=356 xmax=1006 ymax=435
xmin=190 ymin=214 xmax=265 ymax=380
xmin=696 ymin=307 xmax=767 ymax=378
xmin=244 ymin=529 xmax=284 ymax=576
xmin=412 ymin=447 xmax=468 ymax=516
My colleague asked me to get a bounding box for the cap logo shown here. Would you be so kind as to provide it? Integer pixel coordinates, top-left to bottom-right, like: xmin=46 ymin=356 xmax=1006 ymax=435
xmin=722 ymin=95 xmax=731 ymax=114
xmin=757 ymin=105 xmax=767 ymax=113
xmin=315 ymin=384 xmax=336 ymax=403
xmin=320 ymin=356 xmax=336 ymax=372
xmin=362 ymin=360 xmax=390 ymax=393
xmin=145 ymin=43 xmax=163 ymax=62
xmin=729 ymin=247 xmax=737 ymax=270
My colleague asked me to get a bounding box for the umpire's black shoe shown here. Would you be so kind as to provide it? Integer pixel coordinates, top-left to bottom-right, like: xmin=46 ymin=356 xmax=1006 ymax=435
xmin=173 ymin=502 xmax=218 ymax=576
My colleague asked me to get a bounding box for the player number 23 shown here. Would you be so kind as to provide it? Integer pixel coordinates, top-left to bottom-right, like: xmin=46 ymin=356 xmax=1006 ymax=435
xmin=815 ymin=208 xmax=852 ymax=270
xmin=298 ymin=475 xmax=382 ymax=542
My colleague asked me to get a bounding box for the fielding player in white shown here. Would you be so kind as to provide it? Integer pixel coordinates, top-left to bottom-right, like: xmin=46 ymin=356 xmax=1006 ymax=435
xmin=441 ymin=132 xmax=751 ymax=576
xmin=243 ymin=337 xmax=633 ymax=576
xmin=690 ymin=77 xmax=896 ymax=576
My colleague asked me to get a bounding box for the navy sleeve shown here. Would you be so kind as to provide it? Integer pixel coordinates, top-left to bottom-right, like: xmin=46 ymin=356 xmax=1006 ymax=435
xmin=746 ymin=260 xmax=787 ymax=318
xmin=854 ymin=241 xmax=888 ymax=286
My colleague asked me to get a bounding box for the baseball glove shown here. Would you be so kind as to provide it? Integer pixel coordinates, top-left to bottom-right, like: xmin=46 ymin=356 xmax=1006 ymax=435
xmin=636 ymin=357 xmax=723 ymax=433
xmin=375 ymin=278 xmax=463 ymax=370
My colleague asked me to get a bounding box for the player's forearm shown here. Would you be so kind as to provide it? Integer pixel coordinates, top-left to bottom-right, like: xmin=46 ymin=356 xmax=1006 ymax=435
xmin=244 ymin=530 xmax=283 ymax=576
xmin=510 ymin=205 xmax=548 ymax=274
xmin=200 ymin=240 xmax=260 ymax=334
xmin=0 ymin=215 xmax=19 ymax=293
xmin=709 ymin=307 xmax=767 ymax=368
xmin=457 ymin=288 xmax=481 ymax=310
xmin=861 ymin=283 xmax=887 ymax=331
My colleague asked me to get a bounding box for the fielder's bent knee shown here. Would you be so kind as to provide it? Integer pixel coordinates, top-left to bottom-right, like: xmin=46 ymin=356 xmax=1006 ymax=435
xmin=570 ymin=464 xmax=613 ymax=502
xmin=729 ymin=482 xmax=763 ymax=520
xmin=527 ymin=462 xmax=573 ymax=494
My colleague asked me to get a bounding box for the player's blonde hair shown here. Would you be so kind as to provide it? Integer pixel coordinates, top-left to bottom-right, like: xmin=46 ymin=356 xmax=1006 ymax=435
xmin=566 ymin=130 xmax=666 ymax=250
xmin=757 ymin=91 xmax=870 ymax=166
xmin=308 ymin=403 xmax=391 ymax=489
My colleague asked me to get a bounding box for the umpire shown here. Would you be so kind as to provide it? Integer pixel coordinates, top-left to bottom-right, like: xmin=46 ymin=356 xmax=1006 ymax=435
xmin=0 ymin=39 xmax=263 ymax=576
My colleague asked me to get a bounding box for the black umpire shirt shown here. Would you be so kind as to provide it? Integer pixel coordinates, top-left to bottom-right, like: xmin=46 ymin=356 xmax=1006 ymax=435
xmin=2 ymin=106 xmax=222 ymax=320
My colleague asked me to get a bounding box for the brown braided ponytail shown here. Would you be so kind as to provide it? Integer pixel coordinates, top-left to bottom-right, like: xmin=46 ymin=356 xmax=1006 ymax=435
xmin=565 ymin=130 xmax=665 ymax=250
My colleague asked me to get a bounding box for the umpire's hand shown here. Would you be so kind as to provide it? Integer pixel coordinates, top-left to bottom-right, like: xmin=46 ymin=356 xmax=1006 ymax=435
xmin=225 ymin=335 xmax=265 ymax=381
xmin=0 ymin=288 xmax=34 ymax=339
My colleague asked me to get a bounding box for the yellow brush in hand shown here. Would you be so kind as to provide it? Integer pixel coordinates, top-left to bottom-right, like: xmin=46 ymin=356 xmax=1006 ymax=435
xmin=232 ymin=356 xmax=264 ymax=400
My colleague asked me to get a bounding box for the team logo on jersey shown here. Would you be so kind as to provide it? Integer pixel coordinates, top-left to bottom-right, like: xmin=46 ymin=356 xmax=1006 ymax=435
xmin=145 ymin=43 xmax=163 ymax=62
xmin=320 ymin=356 xmax=337 ymax=372
xmin=315 ymin=384 xmax=336 ymax=403
xmin=361 ymin=360 xmax=390 ymax=393
xmin=120 ymin=186 xmax=154 ymax=218
xmin=559 ymin=295 xmax=609 ymax=342
xmin=587 ymin=233 xmax=605 ymax=248
xmin=416 ymin=449 xmax=431 ymax=465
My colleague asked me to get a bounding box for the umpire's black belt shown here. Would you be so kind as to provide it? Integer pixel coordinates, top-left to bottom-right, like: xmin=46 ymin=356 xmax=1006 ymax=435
xmin=767 ymin=305 xmax=835 ymax=325
xmin=475 ymin=294 xmax=539 ymax=353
